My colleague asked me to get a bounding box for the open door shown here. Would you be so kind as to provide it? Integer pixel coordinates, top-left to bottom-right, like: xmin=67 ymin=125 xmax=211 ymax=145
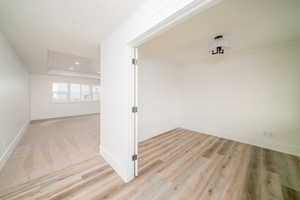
xmin=132 ymin=47 xmax=139 ymax=176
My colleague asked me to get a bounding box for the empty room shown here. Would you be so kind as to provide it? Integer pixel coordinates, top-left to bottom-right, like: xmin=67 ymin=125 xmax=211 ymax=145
xmin=1 ymin=0 xmax=300 ymax=199
xmin=136 ymin=0 xmax=300 ymax=198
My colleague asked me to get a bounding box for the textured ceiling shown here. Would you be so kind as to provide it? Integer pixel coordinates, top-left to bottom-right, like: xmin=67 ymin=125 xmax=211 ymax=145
xmin=0 ymin=0 xmax=147 ymax=74
xmin=140 ymin=0 xmax=300 ymax=65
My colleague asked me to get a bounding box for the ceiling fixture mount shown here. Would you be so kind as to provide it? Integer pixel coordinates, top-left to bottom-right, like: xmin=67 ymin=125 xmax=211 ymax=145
xmin=209 ymin=35 xmax=229 ymax=55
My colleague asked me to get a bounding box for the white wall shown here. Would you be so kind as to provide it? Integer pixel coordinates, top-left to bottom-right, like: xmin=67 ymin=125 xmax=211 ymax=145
xmin=181 ymin=41 xmax=300 ymax=156
xmin=101 ymin=0 xmax=218 ymax=182
xmin=139 ymin=40 xmax=300 ymax=156
xmin=30 ymin=74 xmax=100 ymax=120
xmin=138 ymin=56 xmax=182 ymax=141
xmin=0 ymin=32 xmax=30 ymax=168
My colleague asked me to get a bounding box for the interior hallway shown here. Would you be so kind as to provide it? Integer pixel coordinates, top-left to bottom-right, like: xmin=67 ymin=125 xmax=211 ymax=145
xmin=1 ymin=128 xmax=299 ymax=200
xmin=0 ymin=114 xmax=100 ymax=191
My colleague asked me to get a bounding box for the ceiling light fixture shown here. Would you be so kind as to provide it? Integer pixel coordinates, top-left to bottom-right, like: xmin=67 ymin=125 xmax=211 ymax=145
xmin=75 ymin=61 xmax=80 ymax=65
xmin=209 ymin=35 xmax=229 ymax=55
xmin=68 ymin=66 xmax=75 ymax=71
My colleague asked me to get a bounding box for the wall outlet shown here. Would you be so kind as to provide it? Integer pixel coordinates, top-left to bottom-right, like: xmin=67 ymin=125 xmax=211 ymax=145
xmin=263 ymin=131 xmax=273 ymax=138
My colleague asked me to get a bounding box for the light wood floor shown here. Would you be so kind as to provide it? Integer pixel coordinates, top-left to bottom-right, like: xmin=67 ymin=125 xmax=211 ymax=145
xmin=0 ymin=114 xmax=100 ymax=190
xmin=1 ymin=128 xmax=300 ymax=199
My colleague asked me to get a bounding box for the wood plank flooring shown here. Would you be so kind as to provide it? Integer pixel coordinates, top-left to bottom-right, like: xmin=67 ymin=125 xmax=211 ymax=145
xmin=0 ymin=128 xmax=300 ymax=200
xmin=0 ymin=114 xmax=100 ymax=190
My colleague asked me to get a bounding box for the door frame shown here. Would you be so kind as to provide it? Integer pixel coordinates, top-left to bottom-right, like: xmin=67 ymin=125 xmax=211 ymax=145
xmin=132 ymin=47 xmax=139 ymax=176
xmin=128 ymin=0 xmax=222 ymax=177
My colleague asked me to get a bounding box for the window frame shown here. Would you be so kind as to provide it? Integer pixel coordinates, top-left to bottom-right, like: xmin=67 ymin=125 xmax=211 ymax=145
xmin=80 ymin=84 xmax=92 ymax=102
xmin=92 ymin=85 xmax=100 ymax=101
xmin=52 ymin=82 xmax=69 ymax=103
xmin=51 ymin=82 xmax=100 ymax=103
xmin=69 ymin=83 xmax=81 ymax=103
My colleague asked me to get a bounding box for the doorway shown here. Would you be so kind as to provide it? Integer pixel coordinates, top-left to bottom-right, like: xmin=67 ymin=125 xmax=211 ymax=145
xmin=132 ymin=0 xmax=300 ymax=176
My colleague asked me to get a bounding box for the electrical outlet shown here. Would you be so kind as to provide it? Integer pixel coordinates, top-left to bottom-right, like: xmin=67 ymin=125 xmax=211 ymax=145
xmin=264 ymin=131 xmax=273 ymax=137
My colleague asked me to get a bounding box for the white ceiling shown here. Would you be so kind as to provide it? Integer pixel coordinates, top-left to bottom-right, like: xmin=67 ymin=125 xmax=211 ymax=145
xmin=0 ymin=0 xmax=147 ymax=74
xmin=140 ymin=0 xmax=300 ymax=65
xmin=46 ymin=50 xmax=100 ymax=78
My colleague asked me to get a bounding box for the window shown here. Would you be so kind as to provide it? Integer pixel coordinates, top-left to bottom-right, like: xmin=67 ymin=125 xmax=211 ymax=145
xmin=92 ymin=85 xmax=100 ymax=101
xmin=70 ymin=84 xmax=81 ymax=102
xmin=52 ymin=82 xmax=99 ymax=103
xmin=81 ymin=84 xmax=92 ymax=101
xmin=52 ymin=83 xmax=68 ymax=103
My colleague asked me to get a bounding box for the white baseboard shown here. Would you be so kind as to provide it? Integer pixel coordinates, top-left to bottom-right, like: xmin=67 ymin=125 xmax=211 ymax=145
xmin=255 ymin=138 xmax=300 ymax=157
xmin=0 ymin=121 xmax=29 ymax=170
xmin=181 ymin=127 xmax=300 ymax=157
xmin=100 ymin=146 xmax=133 ymax=183
xmin=31 ymin=113 xmax=100 ymax=122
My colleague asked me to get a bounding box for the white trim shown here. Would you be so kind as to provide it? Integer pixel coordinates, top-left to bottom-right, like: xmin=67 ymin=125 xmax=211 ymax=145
xmin=48 ymin=70 xmax=100 ymax=80
xmin=182 ymin=127 xmax=300 ymax=157
xmin=128 ymin=0 xmax=223 ymax=47
xmin=132 ymin=48 xmax=139 ymax=177
xmin=31 ymin=113 xmax=99 ymax=122
xmin=0 ymin=122 xmax=29 ymax=170
xmin=100 ymin=146 xmax=132 ymax=183
xmin=126 ymin=0 xmax=223 ymax=181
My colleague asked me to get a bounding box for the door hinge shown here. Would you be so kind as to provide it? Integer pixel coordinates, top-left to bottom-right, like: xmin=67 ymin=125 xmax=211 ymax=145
xmin=132 ymin=154 xmax=138 ymax=161
xmin=132 ymin=58 xmax=138 ymax=65
xmin=132 ymin=106 xmax=138 ymax=113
